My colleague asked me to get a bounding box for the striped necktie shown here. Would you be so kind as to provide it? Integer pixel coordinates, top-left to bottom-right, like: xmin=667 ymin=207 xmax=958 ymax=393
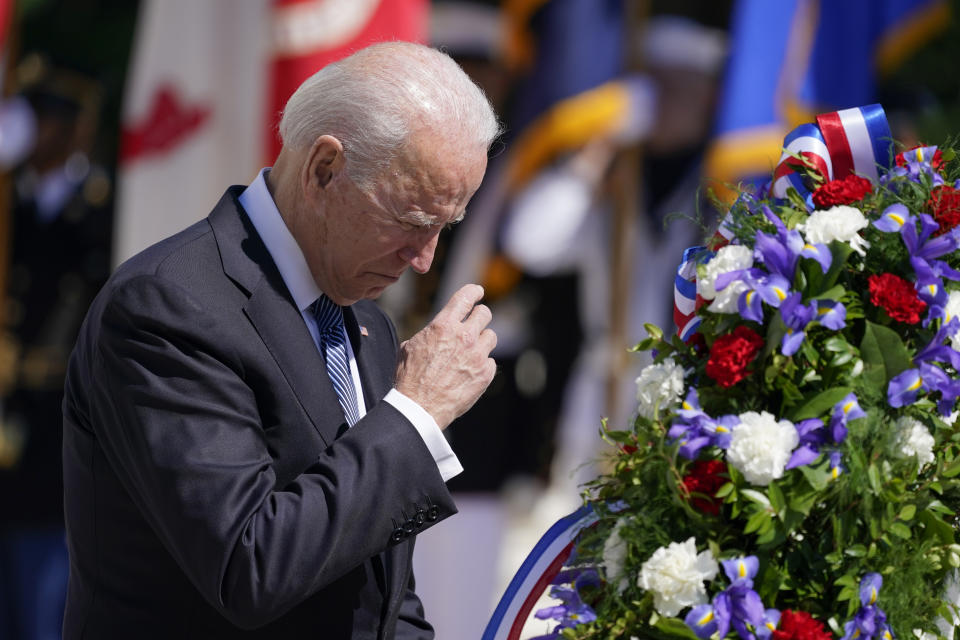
xmin=311 ymin=295 xmax=361 ymax=427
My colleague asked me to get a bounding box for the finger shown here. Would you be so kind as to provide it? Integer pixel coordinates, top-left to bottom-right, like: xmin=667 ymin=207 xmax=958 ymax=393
xmin=477 ymin=327 xmax=497 ymax=354
xmin=436 ymin=283 xmax=484 ymax=323
xmin=462 ymin=303 xmax=492 ymax=333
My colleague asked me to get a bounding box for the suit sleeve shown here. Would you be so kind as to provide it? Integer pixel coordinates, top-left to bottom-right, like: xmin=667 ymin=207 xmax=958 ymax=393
xmin=89 ymin=275 xmax=456 ymax=629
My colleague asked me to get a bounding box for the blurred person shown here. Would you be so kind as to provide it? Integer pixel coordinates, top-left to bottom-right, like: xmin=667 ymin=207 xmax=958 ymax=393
xmin=61 ymin=41 xmax=499 ymax=639
xmin=500 ymin=15 xmax=727 ymax=513
xmin=0 ymin=55 xmax=113 ymax=640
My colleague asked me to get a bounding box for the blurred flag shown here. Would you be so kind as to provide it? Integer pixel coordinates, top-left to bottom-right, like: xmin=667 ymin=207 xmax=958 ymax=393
xmin=0 ymin=0 xmax=12 ymax=60
xmin=114 ymin=0 xmax=427 ymax=266
xmin=503 ymin=0 xmax=649 ymax=191
xmin=704 ymin=0 xmax=949 ymax=201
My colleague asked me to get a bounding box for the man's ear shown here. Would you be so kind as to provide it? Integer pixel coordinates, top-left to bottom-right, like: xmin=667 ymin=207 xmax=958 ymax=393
xmin=302 ymin=135 xmax=345 ymax=194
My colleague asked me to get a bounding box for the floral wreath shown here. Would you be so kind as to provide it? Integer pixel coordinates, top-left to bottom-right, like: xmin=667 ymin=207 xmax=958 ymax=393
xmin=484 ymin=104 xmax=960 ymax=640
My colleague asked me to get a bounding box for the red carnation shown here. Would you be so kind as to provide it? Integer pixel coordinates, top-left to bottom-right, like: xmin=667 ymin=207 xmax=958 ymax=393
xmin=771 ymin=610 xmax=833 ymax=640
xmin=868 ymin=273 xmax=926 ymax=324
xmin=681 ymin=460 xmax=727 ymax=515
xmin=705 ymin=325 xmax=764 ymax=388
xmin=811 ymin=174 xmax=873 ymax=209
xmin=896 ymin=145 xmax=944 ymax=171
xmin=928 ymin=185 xmax=960 ymax=236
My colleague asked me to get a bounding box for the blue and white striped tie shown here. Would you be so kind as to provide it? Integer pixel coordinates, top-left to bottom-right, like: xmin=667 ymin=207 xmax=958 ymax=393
xmin=312 ymin=295 xmax=361 ymax=427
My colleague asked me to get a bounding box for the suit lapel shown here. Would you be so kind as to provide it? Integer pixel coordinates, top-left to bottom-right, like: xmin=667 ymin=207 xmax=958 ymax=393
xmin=208 ymin=188 xmax=347 ymax=447
xmin=344 ymin=303 xmax=396 ymax=410
xmin=210 ymin=190 xmax=407 ymax=616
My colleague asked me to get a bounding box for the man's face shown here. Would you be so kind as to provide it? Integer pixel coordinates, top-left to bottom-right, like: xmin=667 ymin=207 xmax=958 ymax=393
xmin=303 ymin=136 xmax=487 ymax=305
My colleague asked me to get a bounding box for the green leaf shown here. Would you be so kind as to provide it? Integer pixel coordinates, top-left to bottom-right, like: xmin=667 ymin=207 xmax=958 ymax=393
xmin=898 ymin=504 xmax=917 ymax=521
xmin=919 ymin=509 xmax=955 ymax=544
xmin=859 ymin=320 xmax=914 ymax=389
xmin=644 ymin=323 xmax=664 ymax=341
xmin=811 ymin=285 xmax=847 ymax=302
xmin=788 ymin=387 xmax=854 ymax=421
xmin=867 ymin=464 xmax=883 ymax=495
xmin=767 ymin=482 xmax=786 ymax=517
xmin=653 ymin=616 xmax=700 ymax=640
xmin=715 ymin=482 xmax=735 ymax=499
xmin=888 ymin=522 xmax=912 ymax=539
xmin=942 ymin=459 xmax=960 ymax=478
xmin=798 ymin=464 xmax=829 ymax=492
xmin=742 ymin=489 xmax=772 ymax=508
xmin=744 ymin=510 xmax=770 ymax=534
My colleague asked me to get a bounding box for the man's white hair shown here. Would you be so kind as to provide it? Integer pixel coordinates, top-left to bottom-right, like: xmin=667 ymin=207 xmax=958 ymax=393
xmin=279 ymin=41 xmax=500 ymax=191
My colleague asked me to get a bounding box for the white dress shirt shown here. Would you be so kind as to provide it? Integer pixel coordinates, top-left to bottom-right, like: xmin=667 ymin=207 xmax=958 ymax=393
xmin=239 ymin=168 xmax=463 ymax=481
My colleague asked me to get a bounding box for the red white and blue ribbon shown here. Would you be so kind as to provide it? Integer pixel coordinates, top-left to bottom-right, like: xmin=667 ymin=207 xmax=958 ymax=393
xmin=770 ymin=103 xmax=892 ymax=205
xmin=482 ymin=505 xmax=600 ymax=640
xmin=672 ymin=103 xmax=893 ymax=338
xmin=674 ymin=245 xmax=706 ymax=343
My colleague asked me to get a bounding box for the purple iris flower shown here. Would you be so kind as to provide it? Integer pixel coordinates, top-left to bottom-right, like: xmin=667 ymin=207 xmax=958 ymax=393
xmin=687 ymin=556 xmax=764 ymax=640
xmin=885 ymin=319 xmax=960 ymax=414
xmin=841 ymin=573 xmax=893 ymax=640
xmin=670 ymin=390 xmax=737 ymax=458
xmin=888 ymin=367 xmax=924 ymax=407
xmin=816 ymin=300 xmax=847 ymax=330
xmin=779 ymin=292 xmax=817 ymax=356
xmin=670 ymin=413 xmax=737 ymax=459
xmin=915 ymin=317 xmax=960 ymax=368
xmin=754 ymin=229 xmax=802 ymax=279
xmin=917 ymin=277 xmax=949 ymax=312
xmin=882 ymin=158 xmax=945 ymax=188
xmin=755 ymin=206 xmax=831 ymax=277
xmin=785 ymin=418 xmax=827 ymax=469
xmin=800 ymin=241 xmax=832 ymax=272
xmin=756 ymin=609 xmax=782 ymax=640
xmin=873 ymin=203 xmax=913 ymax=233
xmin=686 ymin=603 xmax=722 ymax=640
xmin=532 ymin=583 xmax=597 ymax=636
xmin=888 ymin=360 xmax=960 ymax=415
xmin=828 ymin=393 xmax=864 ymax=443
xmin=902 ymin=213 xmax=960 ymax=284
xmin=829 ymin=451 xmax=846 ymax=480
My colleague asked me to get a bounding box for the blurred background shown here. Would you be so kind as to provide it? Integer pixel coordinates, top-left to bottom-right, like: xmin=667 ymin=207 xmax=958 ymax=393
xmin=0 ymin=0 xmax=958 ymax=638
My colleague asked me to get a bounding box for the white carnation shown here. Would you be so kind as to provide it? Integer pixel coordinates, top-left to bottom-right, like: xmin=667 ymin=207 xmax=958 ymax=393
xmin=894 ymin=417 xmax=935 ymax=468
xmin=635 ymin=358 xmax=685 ymax=420
xmin=799 ymin=205 xmax=870 ymax=255
xmin=945 ymin=290 xmax=960 ymax=351
xmin=603 ymin=519 xmax=630 ymax=593
xmin=698 ymin=245 xmax=753 ymax=301
xmin=726 ymin=411 xmax=799 ymax=485
xmin=638 ymin=537 xmax=718 ymax=617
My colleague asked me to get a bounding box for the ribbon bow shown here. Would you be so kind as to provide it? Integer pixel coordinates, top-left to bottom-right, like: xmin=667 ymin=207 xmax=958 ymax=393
xmin=673 ymin=104 xmax=895 ymax=340
xmin=771 ymin=103 xmax=893 ymax=208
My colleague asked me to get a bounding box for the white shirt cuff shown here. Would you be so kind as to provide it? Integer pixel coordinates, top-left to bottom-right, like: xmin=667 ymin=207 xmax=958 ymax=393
xmin=384 ymin=388 xmax=463 ymax=482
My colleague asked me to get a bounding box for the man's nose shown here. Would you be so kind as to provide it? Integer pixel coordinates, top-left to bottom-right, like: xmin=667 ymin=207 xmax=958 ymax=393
xmin=399 ymin=234 xmax=438 ymax=274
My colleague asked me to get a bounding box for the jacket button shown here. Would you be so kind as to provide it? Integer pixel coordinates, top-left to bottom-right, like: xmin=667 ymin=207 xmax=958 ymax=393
xmin=426 ymin=506 xmax=439 ymax=521
xmin=414 ymin=509 xmax=425 ymax=526
xmin=402 ymin=519 xmax=415 ymax=534
xmin=391 ymin=527 xmax=405 ymax=543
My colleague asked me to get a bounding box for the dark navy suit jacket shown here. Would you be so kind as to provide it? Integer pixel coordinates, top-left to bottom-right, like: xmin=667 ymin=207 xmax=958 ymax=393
xmin=62 ymin=187 xmax=456 ymax=639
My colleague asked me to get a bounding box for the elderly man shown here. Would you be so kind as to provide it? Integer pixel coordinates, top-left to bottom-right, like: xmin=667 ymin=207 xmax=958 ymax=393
xmin=61 ymin=42 xmax=499 ymax=639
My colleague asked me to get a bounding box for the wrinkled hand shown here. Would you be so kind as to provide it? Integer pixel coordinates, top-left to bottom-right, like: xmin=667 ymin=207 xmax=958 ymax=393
xmin=395 ymin=284 xmax=497 ymax=430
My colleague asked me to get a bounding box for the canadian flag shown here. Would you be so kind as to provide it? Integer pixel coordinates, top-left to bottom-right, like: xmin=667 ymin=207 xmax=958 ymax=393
xmin=114 ymin=0 xmax=427 ymax=265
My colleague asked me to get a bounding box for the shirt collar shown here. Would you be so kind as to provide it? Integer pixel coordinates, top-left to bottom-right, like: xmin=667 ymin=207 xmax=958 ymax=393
xmin=238 ymin=168 xmax=322 ymax=312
